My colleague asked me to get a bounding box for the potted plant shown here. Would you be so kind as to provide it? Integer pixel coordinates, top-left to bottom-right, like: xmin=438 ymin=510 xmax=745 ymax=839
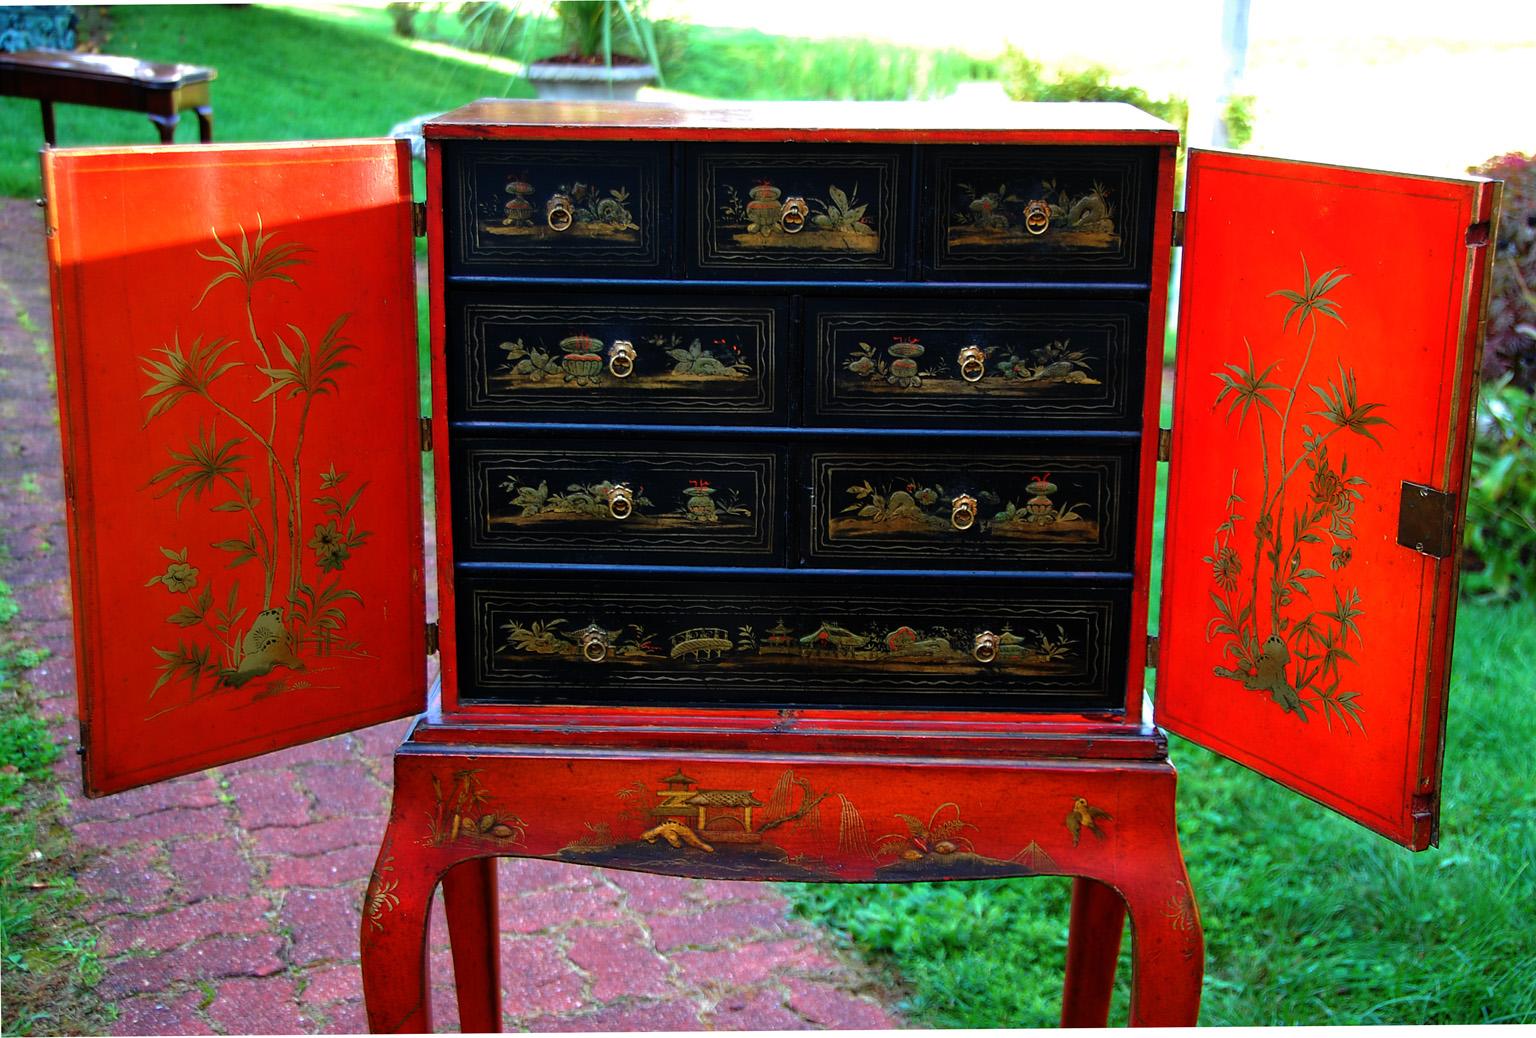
xmin=463 ymin=0 xmax=665 ymax=101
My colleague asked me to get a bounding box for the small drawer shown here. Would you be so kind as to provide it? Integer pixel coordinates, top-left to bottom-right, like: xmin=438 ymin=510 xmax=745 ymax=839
xmin=687 ymin=144 xmax=909 ymax=279
xmin=921 ymin=146 xmax=1158 ymax=281
xmin=451 ymin=437 xmax=786 ymax=566
xmin=456 ymin=572 xmax=1128 ymax=712
xmin=805 ymin=297 xmax=1146 ymax=429
xmin=447 ymin=291 xmax=787 ymax=423
xmin=803 ymin=440 xmax=1136 ymax=570
xmin=444 ymin=141 xmax=671 ymax=276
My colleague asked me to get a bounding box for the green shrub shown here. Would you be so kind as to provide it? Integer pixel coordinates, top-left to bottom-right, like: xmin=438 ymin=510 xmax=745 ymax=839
xmin=998 ymin=50 xmax=1188 ymax=135
xmin=1463 ymin=377 xmax=1536 ymax=600
xmin=1469 ymin=153 xmax=1536 ymax=389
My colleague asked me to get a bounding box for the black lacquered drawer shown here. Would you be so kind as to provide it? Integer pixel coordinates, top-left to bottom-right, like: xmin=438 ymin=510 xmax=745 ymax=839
xmin=456 ymin=572 xmax=1128 ymax=711
xmin=805 ymin=296 xmax=1145 ymax=429
xmin=921 ymin=146 xmax=1158 ymax=281
xmin=687 ymin=144 xmax=909 ymax=279
xmin=447 ymin=291 xmax=787 ymax=423
xmin=444 ymin=141 xmax=670 ymax=276
xmin=802 ymin=440 xmax=1136 ymax=570
xmin=451 ymin=437 xmax=785 ymax=566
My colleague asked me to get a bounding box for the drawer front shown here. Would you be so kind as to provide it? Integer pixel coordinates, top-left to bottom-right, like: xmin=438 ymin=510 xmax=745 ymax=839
xmin=445 ymin=141 xmax=670 ymax=276
xmin=458 ymin=574 xmax=1128 ymax=711
xmin=452 ymin=438 xmax=785 ymax=565
xmin=806 ymin=297 xmax=1145 ymax=429
xmin=688 ymin=145 xmax=908 ymax=278
xmin=804 ymin=442 xmax=1136 ymax=570
xmin=922 ymin=146 xmax=1158 ymax=281
xmin=448 ymin=292 xmax=787 ymax=423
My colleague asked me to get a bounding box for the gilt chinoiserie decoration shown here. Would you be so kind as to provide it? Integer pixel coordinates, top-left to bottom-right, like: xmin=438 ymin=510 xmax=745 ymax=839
xmin=40 ymin=99 xmax=1497 ymax=1028
xmin=43 ymin=141 xmax=426 ymax=796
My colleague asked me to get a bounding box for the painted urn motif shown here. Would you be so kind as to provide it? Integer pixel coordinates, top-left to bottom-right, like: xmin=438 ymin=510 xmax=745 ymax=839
xmin=559 ymin=333 xmax=604 ymax=384
xmin=1025 ymin=474 xmax=1058 ymax=523
xmin=502 ymin=175 xmax=534 ymax=226
xmin=683 ymin=481 xmax=719 ymax=522
xmin=746 ymin=181 xmax=783 ymax=234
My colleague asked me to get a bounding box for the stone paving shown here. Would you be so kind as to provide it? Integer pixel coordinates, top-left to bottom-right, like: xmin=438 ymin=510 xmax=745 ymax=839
xmin=0 ymin=197 xmax=902 ymax=1034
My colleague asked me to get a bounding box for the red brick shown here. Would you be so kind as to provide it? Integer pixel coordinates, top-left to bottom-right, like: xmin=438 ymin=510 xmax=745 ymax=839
xmin=298 ymin=763 xmax=388 ymax=819
xmin=77 ymin=846 xmax=173 ymax=915
xmin=108 ymin=990 xmax=213 ymax=1035
xmin=75 ymin=806 xmax=228 ymax=849
xmin=317 ymin=998 xmax=368 ymax=1035
xmin=352 ymin=717 xmax=413 ymax=761
xmin=502 ymin=884 xmax=623 ymax=935
xmin=784 ymin=978 xmax=901 ymax=1030
xmin=565 ymin=923 xmax=673 ymax=1000
xmin=250 ymin=818 xmax=367 ymax=857
xmin=708 ymin=988 xmax=811 ymax=1031
xmin=428 ymin=946 xmax=462 ymax=1031
xmin=647 ymin=900 xmax=791 ymax=952
xmin=498 ymin=936 xmax=586 ymax=1019
xmin=300 ymin=962 xmax=360 ymax=1004
xmin=692 ymin=877 xmax=782 ymax=904
xmin=672 ymin=938 xmax=838 ymax=990
xmin=171 ymin=840 xmax=254 ymax=900
xmin=265 ymin=843 xmax=376 ymax=889
xmin=228 ymin=769 xmax=311 ymax=830
xmin=71 ymin=776 xmax=222 ymax=822
xmin=499 ymin=856 xmax=594 ymax=893
xmin=282 ymin=885 xmax=363 ymax=965
xmin=530 ymin=999 xmax=705 ymax=1033
xmin=206 ymin=975 xmax=309 ymax=1035
xmin=99 ymin=935 xmax=286 ymax=998
xmin=99 ymin=896 xmax=273 ymax=955
xmin=606 ymin=869 xmax=699 ymax=914
xmin=221 ymin=737 xmax=349 ymax=775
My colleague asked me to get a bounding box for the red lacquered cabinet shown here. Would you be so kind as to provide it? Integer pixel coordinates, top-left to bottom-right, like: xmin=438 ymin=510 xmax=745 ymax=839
xmin=40 ymin=101 xmax=1497 ymax=1027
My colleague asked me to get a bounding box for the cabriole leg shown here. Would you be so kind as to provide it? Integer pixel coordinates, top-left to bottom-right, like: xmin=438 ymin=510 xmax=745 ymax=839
xmin=443 ymin=856 xmax=502 ymax=1032
xmin=1060 ymin=876 xmax=1127 ymax=1026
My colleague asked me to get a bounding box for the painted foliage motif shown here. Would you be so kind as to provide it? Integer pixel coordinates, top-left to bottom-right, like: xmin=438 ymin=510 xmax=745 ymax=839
xmin=496 ymin=331 xmax=752 ymax=390
xmin=949 ymin=176 xmax=1117 ymax=250
xmin=1206 ymin=259 xmax=1387 ymax=731
xmin=137 ymin=221 xmax=373 ymax=707
xmin=482 ymin=172 xmax=639 ymax=243
xmin=717 ymin=178 xmax=879 ymax=253
xmin=842 ymin=335 xmax=1102 ymax=394
xmin=833 ymin=473 xmax=1098 ymax=546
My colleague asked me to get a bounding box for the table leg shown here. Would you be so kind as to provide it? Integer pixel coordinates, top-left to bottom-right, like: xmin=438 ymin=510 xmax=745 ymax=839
xmin=148 ymin=113 xmax=179 ymax=144
xmin=360 ymin=835 xmax=438 ymax=1034
xmin=195 ymin=106 xmax=214 ymax=143
xmin=1060 ymin=876 xmax=1127 ymax=1027
xmin=1121 ymin=861 xmax=1204 ymax=1025
xmin=39 ymin=99 xmax=56 ymax=147
xmin=442 ymin=856 xmax=502 ymax=1033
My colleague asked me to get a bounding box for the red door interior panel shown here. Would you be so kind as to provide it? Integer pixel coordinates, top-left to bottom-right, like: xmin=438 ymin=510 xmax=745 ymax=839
xmin=43 ymin=140 xmax=427 ymax=795
xmin=1159 ymin=150 xmax=1496 ymax=848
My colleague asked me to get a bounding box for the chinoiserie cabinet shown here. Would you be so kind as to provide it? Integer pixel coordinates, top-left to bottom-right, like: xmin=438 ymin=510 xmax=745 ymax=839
xmin=40 ymin=101 xmax=1496 ymax=1029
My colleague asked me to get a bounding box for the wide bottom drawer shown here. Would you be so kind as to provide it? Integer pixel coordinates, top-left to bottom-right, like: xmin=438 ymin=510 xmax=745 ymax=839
xmin=455 ymin=573 xmax=1129 ymax=712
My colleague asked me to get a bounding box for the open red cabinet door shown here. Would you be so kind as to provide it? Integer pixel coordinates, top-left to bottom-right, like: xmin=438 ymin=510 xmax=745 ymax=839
xmin=1159 ymin=150 xmax=1497 ymax=849
xmin=43 ymin=140 xmax=427 ymax=796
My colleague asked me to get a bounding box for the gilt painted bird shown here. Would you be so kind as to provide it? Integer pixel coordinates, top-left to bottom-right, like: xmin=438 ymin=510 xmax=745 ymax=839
xmin=1065 ymin=797 xmax=1112 ymax=846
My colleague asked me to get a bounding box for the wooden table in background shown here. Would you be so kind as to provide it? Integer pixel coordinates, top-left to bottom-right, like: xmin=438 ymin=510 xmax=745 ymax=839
xmin=0 ymin=49 xmax=214 ymax=145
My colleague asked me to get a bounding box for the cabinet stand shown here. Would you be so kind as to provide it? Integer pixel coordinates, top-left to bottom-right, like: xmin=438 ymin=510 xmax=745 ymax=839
xmin=359 ymin=721 xmax=1203 ymax=1030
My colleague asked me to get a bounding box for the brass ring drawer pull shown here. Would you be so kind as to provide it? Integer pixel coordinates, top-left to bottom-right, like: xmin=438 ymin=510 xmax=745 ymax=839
xmin=958 ymin=345 xmax=987 ymax=383
xmin=951 ymin=493 xmax=978 ymax=531
xmin=605 ymin=483 xmax=634 ymax=520
xmin=973 ymin=630 xmax=1000 ymax=664
xmin=580 ymin=623 xmax=609 ymax=663
xmin=1023 ymin=198 xmax=1051 ymax=236
xmin=780 ymin=196 xmax=809 ymax=234
xmin=545 ymin=193 xmax=574 ymax=232
xmin=607 ymin=340 xmax=637 ymax=379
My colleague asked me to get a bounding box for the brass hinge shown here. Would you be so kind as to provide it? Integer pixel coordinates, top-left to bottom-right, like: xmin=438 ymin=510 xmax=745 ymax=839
xmin=426 ymin=621 xmax=440 ymax=656
xmin=420 ymin=416 xmax=433 ymax=452
xmin=1156 ymin=427 xmax=1172 ymax=463
xmin=1145 ymin=635 xmax=1159 ymax=670
xmin=1397 ymin=481 xmax=1456 ymax=559
xmin=412 ymin=201 xmax=427 ymax=238
xmin=1170 ymin=209 xmax=1185 ymax=248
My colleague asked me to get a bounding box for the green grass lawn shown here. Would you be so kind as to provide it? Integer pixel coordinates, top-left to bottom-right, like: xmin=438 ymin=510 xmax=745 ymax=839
xmin=0 ymin=4 xmax=527 ymax=198
xmin=785 ymin=599 xmax=1536 ymax=1026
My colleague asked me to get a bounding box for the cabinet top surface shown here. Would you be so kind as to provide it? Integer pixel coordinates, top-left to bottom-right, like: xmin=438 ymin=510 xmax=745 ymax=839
xmin=425 ymin=98 xmax=1179 ymax=143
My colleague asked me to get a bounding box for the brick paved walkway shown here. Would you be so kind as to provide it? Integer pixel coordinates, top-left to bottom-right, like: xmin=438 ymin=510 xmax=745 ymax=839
xmin=0 ymin=197 xmax=902 ymax=1034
